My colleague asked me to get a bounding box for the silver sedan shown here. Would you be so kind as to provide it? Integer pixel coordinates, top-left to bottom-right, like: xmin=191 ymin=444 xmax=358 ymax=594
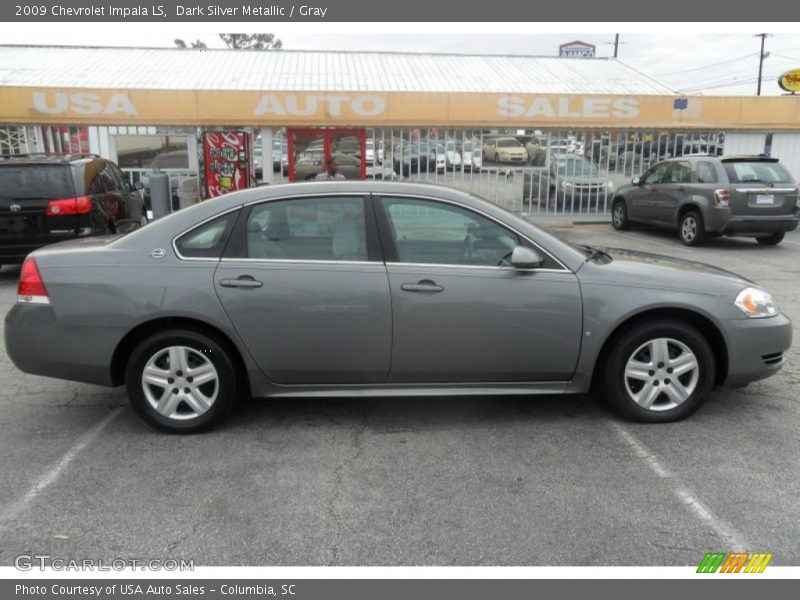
xmin=5 ymin=182 xmax=792 ymax=432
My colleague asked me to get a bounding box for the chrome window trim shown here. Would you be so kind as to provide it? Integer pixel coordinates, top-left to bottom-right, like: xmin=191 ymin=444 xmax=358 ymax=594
xmin=172 ymin=206 xmax=244 ymax=262
xmin=174 ymin=190 xmax=571 ymax=272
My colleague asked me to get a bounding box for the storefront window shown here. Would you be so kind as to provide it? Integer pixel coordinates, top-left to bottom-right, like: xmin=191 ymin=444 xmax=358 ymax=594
xmin=114 ymin=135 xmax=189 ymax=169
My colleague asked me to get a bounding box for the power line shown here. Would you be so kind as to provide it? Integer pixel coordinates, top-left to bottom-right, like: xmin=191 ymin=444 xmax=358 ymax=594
xmin=652 ymin=53 xmax=758 ymax=78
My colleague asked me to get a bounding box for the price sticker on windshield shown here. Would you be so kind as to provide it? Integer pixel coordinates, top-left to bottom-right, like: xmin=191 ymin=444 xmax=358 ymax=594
xmin=756 ymin=194 xmax=775 ymax=205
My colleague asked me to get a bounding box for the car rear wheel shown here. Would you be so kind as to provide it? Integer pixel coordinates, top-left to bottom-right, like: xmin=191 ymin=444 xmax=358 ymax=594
xmin=611 ymin=200 xmax=631 ymax=230
xmin=756 ymin=232 xmax=785 ymax=246
xmin=679 ymin=210 xmax=707 ymax=246
xmin=599 ymin=319 xmax=715 ymax=422
xmin=125 ymin=329 xmax=240 ymax=433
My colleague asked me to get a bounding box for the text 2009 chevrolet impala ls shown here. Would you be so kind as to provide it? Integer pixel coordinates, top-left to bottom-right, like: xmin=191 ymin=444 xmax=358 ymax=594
xmin=5 ymin=182 xmax=792 ymax=432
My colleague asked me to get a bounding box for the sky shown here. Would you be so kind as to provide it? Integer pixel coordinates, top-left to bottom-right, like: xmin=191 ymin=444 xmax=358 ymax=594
xmin=0 ymin=27 xmax=798 ymax=96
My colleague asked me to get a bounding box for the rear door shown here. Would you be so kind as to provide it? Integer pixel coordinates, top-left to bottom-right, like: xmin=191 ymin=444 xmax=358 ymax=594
xmin=723 ymin=159 xmax=799 ymax=216
xmin=0 ymin=163 xmax=78 ymax=249
xmin=213 ymin=193 xmax=392 ymax=384
xmin=657 ymin=160 xmax=692 ymax=223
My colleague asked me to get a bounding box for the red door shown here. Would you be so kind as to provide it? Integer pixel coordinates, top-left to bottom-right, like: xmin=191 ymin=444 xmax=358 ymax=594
xmin=288 ymin=129 xmax=366 ymax=182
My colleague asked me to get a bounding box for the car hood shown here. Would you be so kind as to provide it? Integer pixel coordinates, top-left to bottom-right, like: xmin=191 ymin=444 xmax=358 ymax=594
xmin=559 ymin=175 xmax=608 ymax=186
xmin=587 ymin=246 xmax=753 ymax=289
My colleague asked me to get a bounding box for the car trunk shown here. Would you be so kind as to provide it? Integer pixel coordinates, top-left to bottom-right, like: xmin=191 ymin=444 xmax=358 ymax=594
xmin=0 ymin=164 xmax=80 ymax=242
xmin=723 ymin=159 xmax=799 ymax=216
xmin=729 ymin=184 xmax=798 ymax=216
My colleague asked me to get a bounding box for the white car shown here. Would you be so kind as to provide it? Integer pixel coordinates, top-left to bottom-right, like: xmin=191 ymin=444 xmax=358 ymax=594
xmin=444 ymin=141 xmax=462 ymax=171
xmin=460 ymin=141 xmax=482 ymax=172
xmin=365 ymin=139 xmax=384 ymax=165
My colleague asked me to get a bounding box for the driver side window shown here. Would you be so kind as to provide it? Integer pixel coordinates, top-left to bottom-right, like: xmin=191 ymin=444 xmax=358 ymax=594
xmin=380 ymin=197 xmax=519 ymax=267
xmin=643 ymin=162 xmax=669 ymax=185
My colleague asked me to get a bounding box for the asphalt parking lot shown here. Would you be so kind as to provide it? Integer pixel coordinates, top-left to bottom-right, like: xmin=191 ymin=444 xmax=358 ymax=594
xmin=0 ymin=222 xmax=798 ymax=567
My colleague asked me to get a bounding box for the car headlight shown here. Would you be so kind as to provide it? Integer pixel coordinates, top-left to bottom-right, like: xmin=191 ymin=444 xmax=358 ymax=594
xmin=607 ymin=181 xmax=615 ymax=191
xmin=735 ymin=287 xmax=778 ymax=318
xmin=562 ymin=182 xmax=574 ymax=193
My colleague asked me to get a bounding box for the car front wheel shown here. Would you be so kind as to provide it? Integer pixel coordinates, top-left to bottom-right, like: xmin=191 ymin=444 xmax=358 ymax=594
xmin=125 ymin=329 xmax=241 ymax=433
xmin=599 ymin=320 xmax=715 ymax=422
xmin=611 ymin=200 xmax=631 ymax=230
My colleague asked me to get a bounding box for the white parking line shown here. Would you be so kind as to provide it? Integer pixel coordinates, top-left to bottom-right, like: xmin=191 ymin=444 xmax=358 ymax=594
xmin=608 ymin=420 xmax=749 ymax=552
xmin=0 ymin=407 xmax=123 ymax=527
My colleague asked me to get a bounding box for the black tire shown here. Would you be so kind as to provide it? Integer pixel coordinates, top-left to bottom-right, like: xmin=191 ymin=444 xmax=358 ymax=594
xmin=756 ymin=231 xmax=785 ymax=246
xmin=125 ymin=328 xmax=241 ymax=433
xmin=599 ymin=319 xmax=715 ymax=423
xmin=679 ymin=210 xmax=707 ymax=246
xmin=611 ymin=199 xmax=631 ymax=230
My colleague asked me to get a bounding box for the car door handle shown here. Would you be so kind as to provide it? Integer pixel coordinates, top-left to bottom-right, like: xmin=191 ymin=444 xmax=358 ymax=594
xmin=220 ymin=276 xmax=263 ymax=289
xmin=401 ymin=280 xmax=444 ymax=293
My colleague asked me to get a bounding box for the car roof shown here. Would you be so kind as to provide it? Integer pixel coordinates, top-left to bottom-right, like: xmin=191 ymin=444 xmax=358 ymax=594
xmin=0 ymin=153 xmax=98 ymax=165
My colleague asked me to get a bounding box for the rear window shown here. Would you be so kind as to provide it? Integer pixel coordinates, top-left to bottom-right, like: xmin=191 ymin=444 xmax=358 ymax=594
xmin=175 ymin=211 xmax=238 ymax=259
xmin=0 ymin=165 xmax=74 ymax=200
xmin=723 ymin=161 xmax=794 ymax=184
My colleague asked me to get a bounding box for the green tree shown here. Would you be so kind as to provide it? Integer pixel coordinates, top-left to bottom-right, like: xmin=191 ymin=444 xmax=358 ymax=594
xmin=218 ymin=34 xmax=283 ymax=50
xmin=174 ymin=38 xmax=207 ymax=49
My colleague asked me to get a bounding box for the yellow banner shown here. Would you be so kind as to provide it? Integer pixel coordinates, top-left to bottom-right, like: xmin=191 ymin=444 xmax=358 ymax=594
xmin=1 ymin=87 xmax=799 ymax=130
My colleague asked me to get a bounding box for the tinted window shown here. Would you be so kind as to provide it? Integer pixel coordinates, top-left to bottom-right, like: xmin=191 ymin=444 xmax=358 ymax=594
xmin=381 ymin=197 xmax=519 ymax=267
xmin=0 ymin=165 xmax=74 ymax=200
xmin=175 ymin=211 xmax=238 ymax=258
xmin=723 ymin=161 xmax=794 ymax=184
xmin=696 ymin=161 xmax=719 ymax=184
xmin=246 ymin=196 xmax=367 ymax=261
xmin=643 ymin=163 xmax=669 ymax=185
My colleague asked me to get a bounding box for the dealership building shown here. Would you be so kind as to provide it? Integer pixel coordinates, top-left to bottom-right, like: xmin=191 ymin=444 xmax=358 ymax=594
xmin=1 ymin=44 xmax=799 ymax=215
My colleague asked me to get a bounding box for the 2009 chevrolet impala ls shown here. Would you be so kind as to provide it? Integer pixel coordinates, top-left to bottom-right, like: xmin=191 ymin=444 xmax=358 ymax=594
xmin=5 ymin=182 xmax=792 ymax=432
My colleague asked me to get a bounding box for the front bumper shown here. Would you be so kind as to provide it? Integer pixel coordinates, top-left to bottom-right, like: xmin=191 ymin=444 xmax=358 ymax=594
xmin=722 ymin=313 xmax=792 ymax=387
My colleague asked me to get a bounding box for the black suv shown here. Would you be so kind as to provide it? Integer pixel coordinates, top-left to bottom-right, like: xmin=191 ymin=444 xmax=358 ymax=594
xmin=0 ymin=154 xmax=145 ymax=265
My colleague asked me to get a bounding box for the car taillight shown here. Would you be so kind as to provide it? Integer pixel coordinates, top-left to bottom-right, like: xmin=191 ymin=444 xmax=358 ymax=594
xmin=17 ymin=257 xmax=50 ymax=305
xmin=714 ymin=189 xmax=731 ymax=206
xmin=46 ymin=196 xmax=92 ymax=216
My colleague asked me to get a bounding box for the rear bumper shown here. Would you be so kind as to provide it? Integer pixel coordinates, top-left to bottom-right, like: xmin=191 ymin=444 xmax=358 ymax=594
xmin=722 ymin=313 xmax=792 ymax=388
xmin=704 ymin=206 xmax=800 ymax=235
xmin=5 ymin=302 xmax=121 ymax=386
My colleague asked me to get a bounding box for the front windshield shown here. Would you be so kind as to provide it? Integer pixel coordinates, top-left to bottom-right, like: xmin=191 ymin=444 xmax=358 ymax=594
xmin=497 ymin=140 xmax=520 ymax=148
xmin=554 ymin=156 xmax=600 ymax=177
xmin=462 ymin=142 xmax=473 ymax=151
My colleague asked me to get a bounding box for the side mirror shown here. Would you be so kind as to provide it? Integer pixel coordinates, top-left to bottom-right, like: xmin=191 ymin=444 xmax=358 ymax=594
xmin=133 ymin=180 xmax=144 ymax=191
xmin=631 ymin=176 xmax=641 ymax=185
xmin=510 ymin=246 xmax=544 ymax=269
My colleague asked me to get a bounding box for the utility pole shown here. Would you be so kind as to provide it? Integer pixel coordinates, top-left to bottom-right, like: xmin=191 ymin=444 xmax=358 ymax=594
xmin=613 ymin=34 xmax=620 ymax=58
xmin=756 ymin=33 xmax=769 ymax=96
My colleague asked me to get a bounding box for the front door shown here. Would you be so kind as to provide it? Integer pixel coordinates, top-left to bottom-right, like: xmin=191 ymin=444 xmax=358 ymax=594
xmin=214 ymin=193 xmax=391 ymax=384
xmin=628 ymin=161 xmax=670 ymax=220
xmin=374 ymin=195 xmax=583 ymax=383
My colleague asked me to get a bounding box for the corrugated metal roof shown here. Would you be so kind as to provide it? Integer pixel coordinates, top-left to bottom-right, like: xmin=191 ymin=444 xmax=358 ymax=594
xmin=0 ymin=45 xmax=676 ymax=95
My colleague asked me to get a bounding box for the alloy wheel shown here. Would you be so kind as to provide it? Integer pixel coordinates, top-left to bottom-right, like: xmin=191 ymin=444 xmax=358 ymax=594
xmin=623 ymin=337 xmax=699 ymax=411
xmin=681 ymin=216 xmax=697 ymax=242
xmin=141 ymin=346 xmax=219 ymax=420
xmin=613 ymin=205 xmax=624 ymax=227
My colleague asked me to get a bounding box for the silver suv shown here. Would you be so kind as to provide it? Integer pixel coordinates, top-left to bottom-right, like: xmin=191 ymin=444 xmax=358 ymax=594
xmin=611 ymin=155 xmax=799 ymax=246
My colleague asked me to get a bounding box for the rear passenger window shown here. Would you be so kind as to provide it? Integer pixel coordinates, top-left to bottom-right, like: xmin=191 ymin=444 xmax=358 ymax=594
xmin=696 ymin=161 xmax=718 ymax=184
xmin=246 ymin=197 xmax=367 ymax=261
xmin=175 ymin=211 xmax=238 ymax=259
xmin=668 ymin=161 xmax=691 ymax=184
